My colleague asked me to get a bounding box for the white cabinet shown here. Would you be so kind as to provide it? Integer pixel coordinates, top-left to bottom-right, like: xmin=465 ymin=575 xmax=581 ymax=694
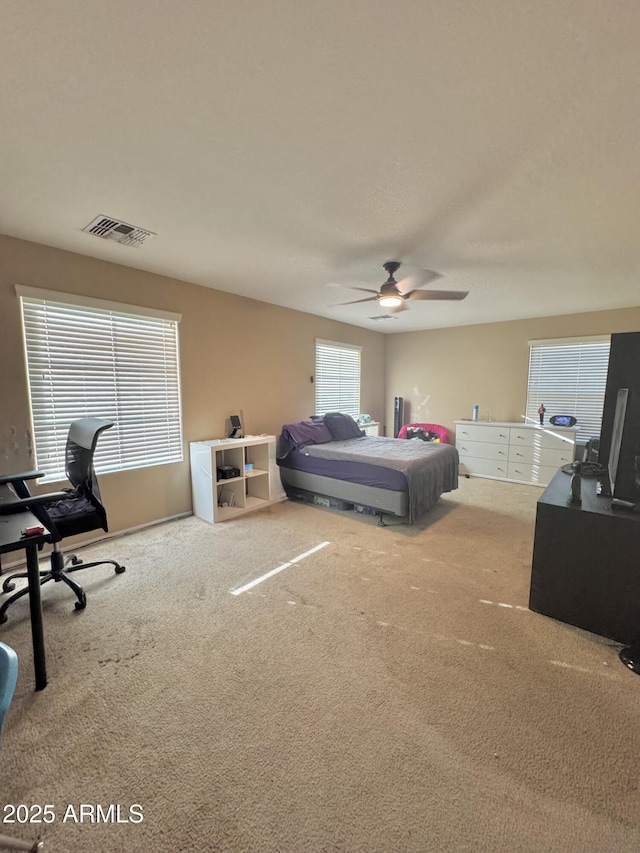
xmin=360 ymin=422 xmax=380 ymax=436
xmin=190 ymin=435 xmax=285 ymax=523
xmin=454 ymin=421 xmax=577 ymax=487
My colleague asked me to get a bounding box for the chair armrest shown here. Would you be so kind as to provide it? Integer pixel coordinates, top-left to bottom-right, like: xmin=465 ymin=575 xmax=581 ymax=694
xmin=0 ymin=470 xmax=46 ymax=487
xmin=0 ymin=490 xmax=68 ymax=515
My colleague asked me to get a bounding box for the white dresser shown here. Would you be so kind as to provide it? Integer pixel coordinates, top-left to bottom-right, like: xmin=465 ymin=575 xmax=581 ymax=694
xmin=454 ymin=421 xmax=577 ymax=487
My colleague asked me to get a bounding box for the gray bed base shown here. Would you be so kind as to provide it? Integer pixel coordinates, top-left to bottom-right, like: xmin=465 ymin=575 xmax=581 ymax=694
xmin=279 ymin=467 xmax=409 ymax=520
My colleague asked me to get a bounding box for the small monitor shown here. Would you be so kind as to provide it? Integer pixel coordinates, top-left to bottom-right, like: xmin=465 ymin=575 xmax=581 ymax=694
xmin=549 ymin=415 xmax=577 ymax=427
xmin=229 ymin=414 xmax=242 ymax=438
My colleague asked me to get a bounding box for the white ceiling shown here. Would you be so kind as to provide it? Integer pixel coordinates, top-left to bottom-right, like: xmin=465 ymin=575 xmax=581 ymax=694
xmin=1 ymin=1 xmax=639 ymax=333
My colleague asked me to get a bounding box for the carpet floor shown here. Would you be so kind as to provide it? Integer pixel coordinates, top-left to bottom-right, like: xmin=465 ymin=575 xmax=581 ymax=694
xmin=1 ymin=476 xmax=639 ymax=852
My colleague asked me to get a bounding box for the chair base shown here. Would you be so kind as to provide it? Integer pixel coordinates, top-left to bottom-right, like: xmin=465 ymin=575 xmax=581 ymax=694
xmin=619 ymin=644 xmax=640 ymax=675
xmin=0 ymin=551 xmax=125 ymax=624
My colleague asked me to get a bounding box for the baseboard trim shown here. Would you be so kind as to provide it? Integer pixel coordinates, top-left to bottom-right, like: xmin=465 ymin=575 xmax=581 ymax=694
xmin=0 ymin=512 xmax=193 ymax=573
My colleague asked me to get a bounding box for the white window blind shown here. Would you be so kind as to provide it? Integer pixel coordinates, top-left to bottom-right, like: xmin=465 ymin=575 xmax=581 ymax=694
xmin=315 ymin=339 xmax=361 ymax=419
xmin=17 ymin=286 xmax=184 ymax=482
xmin=526 ymin=336 xmax=610 ymax=442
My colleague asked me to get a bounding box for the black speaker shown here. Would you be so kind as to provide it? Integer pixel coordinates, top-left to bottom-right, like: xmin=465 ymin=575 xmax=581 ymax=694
xmin=393 ymin=396 xmax=404 ymax=438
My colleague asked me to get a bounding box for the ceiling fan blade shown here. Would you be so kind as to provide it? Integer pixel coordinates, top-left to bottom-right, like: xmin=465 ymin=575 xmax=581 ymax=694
xmin=396 ymin=269 xmax=442 ymax=293
xmin=332 ymin=296 xmax=378 ymax=306
xmin=405 ymin=289 xmax=469 ymax=301
xmin=331 ymin=285 xmax=379 ymax=294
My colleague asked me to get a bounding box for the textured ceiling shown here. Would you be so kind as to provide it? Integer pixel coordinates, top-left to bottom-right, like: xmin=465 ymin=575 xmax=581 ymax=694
xmin=1 ymin=1 xmax=639 ymax=332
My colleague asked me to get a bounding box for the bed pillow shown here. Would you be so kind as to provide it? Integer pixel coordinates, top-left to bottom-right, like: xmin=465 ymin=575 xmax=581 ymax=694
xmin=323 ymin=412 xmax=365 ymax=440
xmin=283 ymin=420 xmax=333 ymax=448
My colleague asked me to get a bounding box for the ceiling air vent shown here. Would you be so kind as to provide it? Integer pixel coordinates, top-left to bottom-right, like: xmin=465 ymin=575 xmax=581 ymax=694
xmin=369 ymin=314 xmax=400 ymax=321
xmin=82 ymin=215 xmax=156 ymax=247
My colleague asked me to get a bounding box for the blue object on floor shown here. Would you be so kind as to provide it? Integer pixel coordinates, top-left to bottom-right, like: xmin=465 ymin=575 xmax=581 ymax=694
xmin=0 ymin=641 xmax=18 ymax=744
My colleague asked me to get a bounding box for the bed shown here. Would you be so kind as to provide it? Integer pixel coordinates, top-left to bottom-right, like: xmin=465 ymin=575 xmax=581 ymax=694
xmin=276 ymin=413 xmax=459 ymax=524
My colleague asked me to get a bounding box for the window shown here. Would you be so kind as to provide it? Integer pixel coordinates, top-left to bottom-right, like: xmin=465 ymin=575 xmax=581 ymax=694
xmin=315 ymin=339 xmax=361 ymax=419
xmin=526 ymin=336 xmax=611 ymax=442
xmin=17 ymin=285 xmax=183 ymax=482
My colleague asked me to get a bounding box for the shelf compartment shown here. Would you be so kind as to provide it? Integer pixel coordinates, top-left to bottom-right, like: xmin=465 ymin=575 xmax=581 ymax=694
xmin=247 ymin=474 xmax=270 ymax=501
xmin=217 ymin=478 xmax=245 ymax=510
xmin=244 ymin=495 xmax=270 ymax=511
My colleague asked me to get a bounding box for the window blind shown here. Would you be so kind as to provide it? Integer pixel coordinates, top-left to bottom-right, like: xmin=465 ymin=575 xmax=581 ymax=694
xmin=17 ymin=287 xmax=183 ymax=482
xmin=526 ymin=336 xmax=610 ymax=442
xmin=315 ymin=339 xmax=361 ymax=418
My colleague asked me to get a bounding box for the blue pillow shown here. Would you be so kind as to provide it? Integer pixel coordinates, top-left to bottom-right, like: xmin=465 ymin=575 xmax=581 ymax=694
xmin=323 ymin=412 xmax=364 ymax=440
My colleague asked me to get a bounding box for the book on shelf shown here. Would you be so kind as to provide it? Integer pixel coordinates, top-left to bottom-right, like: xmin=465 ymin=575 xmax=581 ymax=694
xmin=219 ymin=487 xmax=235 ymax=507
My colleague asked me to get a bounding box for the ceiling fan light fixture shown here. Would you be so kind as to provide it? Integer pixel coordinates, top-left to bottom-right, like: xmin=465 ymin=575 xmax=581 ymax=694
xmin=378 ymin=294 xmax=403 ymax=308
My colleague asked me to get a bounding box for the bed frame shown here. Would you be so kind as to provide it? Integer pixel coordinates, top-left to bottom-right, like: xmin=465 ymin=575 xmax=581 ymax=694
xmin=279 ymin=467 xmax=409 ymax=525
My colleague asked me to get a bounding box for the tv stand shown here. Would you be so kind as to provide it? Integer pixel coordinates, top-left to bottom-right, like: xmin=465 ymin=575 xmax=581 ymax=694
xmin=611 ymin=497 xmax=640 ymax=511
xmin=529 ymin=469 xmax=640 ymax=645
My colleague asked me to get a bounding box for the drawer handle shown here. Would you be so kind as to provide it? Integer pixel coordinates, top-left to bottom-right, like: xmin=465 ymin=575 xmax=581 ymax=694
xmin=499 ymin=450 xmax=505 ymax=455
xmin=497 ymin=467 xmax=505 ymax=471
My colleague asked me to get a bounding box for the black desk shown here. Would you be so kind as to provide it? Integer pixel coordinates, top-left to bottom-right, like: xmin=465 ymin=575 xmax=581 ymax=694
xmin=0 ymin=487 xmax=50 ymax=690
xmin=530 ymin=469 xmax=640 ymax=644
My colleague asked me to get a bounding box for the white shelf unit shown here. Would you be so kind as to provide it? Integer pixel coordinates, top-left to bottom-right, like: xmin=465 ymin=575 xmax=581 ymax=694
xmin=190 ymin=435 xmax=285 ymax=523
xmin=454 ymin=420 xmax=577 ymax=487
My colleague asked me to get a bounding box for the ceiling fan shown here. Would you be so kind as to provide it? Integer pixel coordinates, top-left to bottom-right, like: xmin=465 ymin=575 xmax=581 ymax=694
xmin=332 ymin=261 xmax=468 ymax=311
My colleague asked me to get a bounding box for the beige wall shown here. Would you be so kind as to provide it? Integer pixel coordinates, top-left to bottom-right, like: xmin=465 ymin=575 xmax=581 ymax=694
xmin=0 ymin=235 xmax=386 ymax=534
xmin=5 ymin=231 xmax=639 ymax=537
xmin=385 ymin=308 xmax=640 ymax=436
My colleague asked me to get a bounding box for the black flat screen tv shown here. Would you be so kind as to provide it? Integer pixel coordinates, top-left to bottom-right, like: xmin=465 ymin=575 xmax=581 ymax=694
xmin=608 ymin=388 xmax=628 ymax=499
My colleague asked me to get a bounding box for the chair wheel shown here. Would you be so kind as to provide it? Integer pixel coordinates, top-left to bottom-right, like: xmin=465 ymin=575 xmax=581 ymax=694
xmin=74 ymin=598 xmax=87 ymax=611
xmin=2 ymin=582 xmax=16 ymax=594
xmin=115 ymin=565 xmax=126 ymax=574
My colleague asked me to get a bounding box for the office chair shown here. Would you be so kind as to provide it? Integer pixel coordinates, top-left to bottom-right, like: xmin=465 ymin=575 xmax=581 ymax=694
xmin=0 ymin=418 xmax=125 ymax=624
xmin=0 ymin=643 xmax=44 ymax=851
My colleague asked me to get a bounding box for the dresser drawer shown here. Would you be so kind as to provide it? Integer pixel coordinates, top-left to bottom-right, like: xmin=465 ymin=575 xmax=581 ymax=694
xmin=509 ymin=427 xmax=576 ymax=454
xmin=460 ymin=456 xmax=508 ymax=478
xmin=456 ymin=424 xmax=510 ymax=445
xmin=509 ymin=428 xmax=536 ymax=447
xmin=507 ymin=461 xmax=565 ymax=486
xmin=508 ymin=445 xmax=574 ymax=467
xmin=457 ymin=440 xmax=509 ymax=461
